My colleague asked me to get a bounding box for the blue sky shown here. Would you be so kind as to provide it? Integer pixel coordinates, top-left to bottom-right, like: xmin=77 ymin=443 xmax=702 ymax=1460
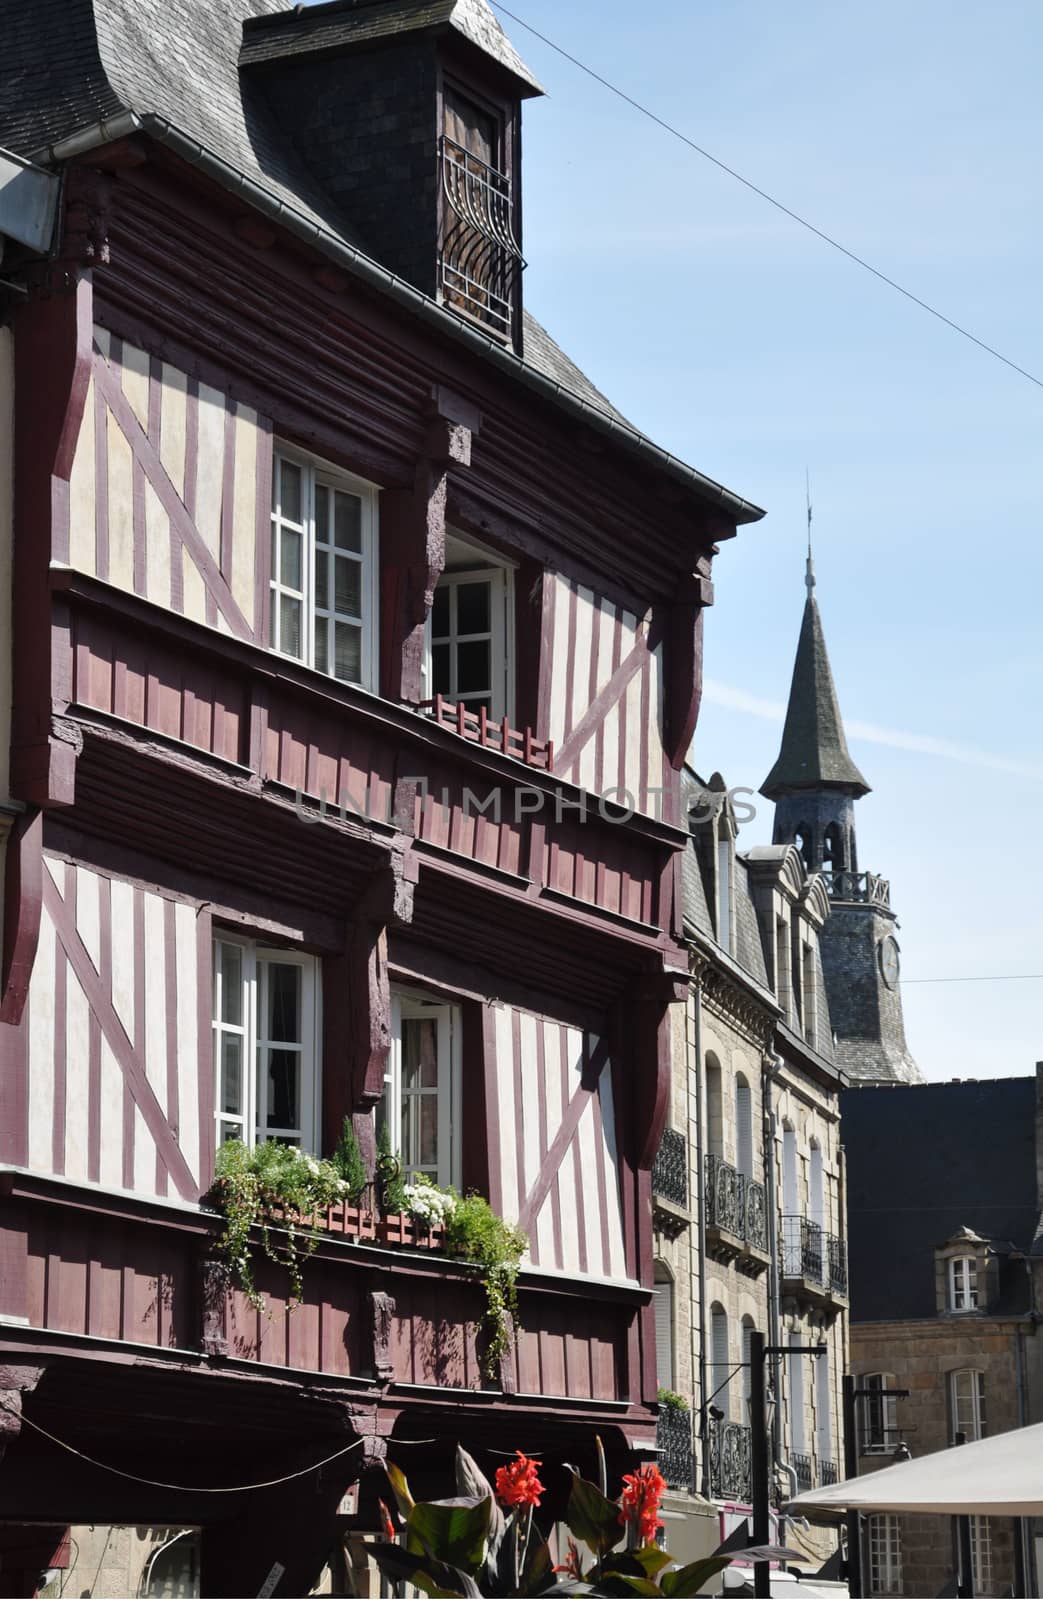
xmin=507 ymin=0 xmax=1043 ymax=1082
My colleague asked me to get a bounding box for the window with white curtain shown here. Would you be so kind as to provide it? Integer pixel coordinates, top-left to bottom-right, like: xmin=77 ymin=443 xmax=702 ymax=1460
xmin=379 ymin=993 xmax=462 ymax=1189
xmin=948 ymin=1256 xmax=979 ymax=1312
xmin=949 ymin=1369 xmax=986 ymax=1442
xmin=212 ymin=938 xmax=320 ymax=1153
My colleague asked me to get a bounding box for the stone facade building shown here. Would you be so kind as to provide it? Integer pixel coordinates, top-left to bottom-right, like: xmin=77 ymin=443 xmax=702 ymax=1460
xmin=653 ymin=771 xmax=849 ymax=1586
xmin=843 ymin=1073 xmax=1043 ymax=1598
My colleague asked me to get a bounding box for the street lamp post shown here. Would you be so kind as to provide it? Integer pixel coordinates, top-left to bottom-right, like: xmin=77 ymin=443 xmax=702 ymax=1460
xmin=748 ymin=1331 xmax=827 ymax=1600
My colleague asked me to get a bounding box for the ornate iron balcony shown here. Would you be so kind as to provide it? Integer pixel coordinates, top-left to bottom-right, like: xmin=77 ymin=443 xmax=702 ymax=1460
xmin=822 ymin=869 xmax=890 ymax=908
xmin=708 ymin=1417 xmax=753 ymax=1503
xmin=792 ymin=1452 xmax=814 ymax=1494
xmin=653 ymin=1127 xmax=688 ymax=1209
xmin=827 ymin=1233 xmax=848 ymax=1297
xmin=439 ymin=136 xmax=523 ymax=339
xmin=819 ymin=1459 xmax=839 ymax=1485
xmin=656 ymin=1403 xmax=693 ymax=1491
xmin=705 ymin=1155 xmax=767 ymax=1253
xmin=781 ymin=1215 xmax=824 ymax=1284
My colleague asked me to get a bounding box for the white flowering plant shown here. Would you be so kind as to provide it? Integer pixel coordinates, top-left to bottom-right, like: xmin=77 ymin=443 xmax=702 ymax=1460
xmin=211 ymin=1138 xmax=350 ymax=1311
xmin=402 ymin=1175 xmax=459 ymax=1229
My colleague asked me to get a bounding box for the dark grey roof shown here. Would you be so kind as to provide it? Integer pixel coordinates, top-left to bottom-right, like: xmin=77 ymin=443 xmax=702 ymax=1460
xmin=842 ymin=1078 xmax=1039 ymax=1322
xmin=733 ymin=857 xmax=770 ymax=989
xmin=761 ymin=570 xmax=870 ymax=800
xmin=0 ymin=0 xmax=763 ymax=524
xmin=241 ymin=0 xmax=544 ymax=95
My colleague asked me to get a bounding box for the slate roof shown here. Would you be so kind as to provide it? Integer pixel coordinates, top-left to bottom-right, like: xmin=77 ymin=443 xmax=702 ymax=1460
xmin=842 ymin=1077 xmax=1040 ymax=1322
xmin=761 ymin=566 xmax=870 ymax=799
xmin=240 ymin=0 xmax=544 ymax=95
xmin=2 ymin=0 xmax=757 ymax=510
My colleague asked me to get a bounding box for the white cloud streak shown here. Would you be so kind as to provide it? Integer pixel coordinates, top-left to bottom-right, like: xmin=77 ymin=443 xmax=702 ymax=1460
xmin=702 ymin=678 xmax=1043 ymax=780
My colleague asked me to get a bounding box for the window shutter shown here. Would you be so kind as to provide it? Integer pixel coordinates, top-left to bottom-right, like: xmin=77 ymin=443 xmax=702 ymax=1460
xmin=736 ymin=1080 xmax=753 ymax=1179
xmin=816 ymin=1347 xmax=831 ymax=1462
xmin=654 ymin=1280 xmax=674 ymax=1392
xmin=788 ymin=1335 xmax=805 ymax=1454
xmin=711 ymin=1307 xmax=731 ymax=1420
xmin=809 ymin=1144 xmax=824 ymax=1232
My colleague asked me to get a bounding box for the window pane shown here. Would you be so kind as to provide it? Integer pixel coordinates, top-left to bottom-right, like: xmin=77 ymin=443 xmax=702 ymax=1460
xmin=280 ymin=528 xmax=302 ymax=591
xmin=266 ymin=963 xmax=302 ymax=1043
xmin=314 ymin=617 xmax=329 ymax=676
xmin=334 ymin=554 xmax=362 ymax=619
xmin=403 ymin=1093 xmax=438 ymax=1170
xmin=280 ymin=595 xmax=302 ymax=659
xmin=315 ymin=483 xmax=330 ymax=543
xmin=432 ymin=587 xmax=450 ymax=638
xmin=222 ymin=1035 xmax=243 ymax=1115
xmin=334 ymin=492 xmax=362 ymax=553
xmin=267 ymin=1049 xmax=300 ymax=1130
xmin=432 ymin=642 xmax=451 ymax=695
xmin=456 ymin=580 xmax=490 ymax=635
xmin=403 ymin=1019 xmax=439 ymax=1089
xmin=315 ymin=549 xmax=329 ymax=611
xmin=456 ymin=640 xmax=491 ymax=694
xmin=279 ymin=460 xmax=301 ymax=524
xmin=334 ymin=622 xmax=362 ymax=684
xmin=219 ymin=1120 xmax=241 ymax=1145
xmin=219 ymin=945 xmax=243 ymax=1025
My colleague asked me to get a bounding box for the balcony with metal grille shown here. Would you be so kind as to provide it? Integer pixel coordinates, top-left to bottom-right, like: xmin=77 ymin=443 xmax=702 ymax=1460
xmin=704 ymin=1155 xmax=769 ymax=1272
xmin=819 ymin=1459 xmax=839 ymax=1485
xmin=439 ymin=136 xmax=523 ymax=339
xmin=656 ymin=1402 xmax=693 ymax=1491
xmin=792 ymin=1452 xmax=814 ymax=1494
xmin=652 ymin=1128 xmax=689 ymax=1237
xmin=781 ymin=1216 xmax=848 ymax=1309
xmin=708 ymin=1417 xmax=752 ymax=1504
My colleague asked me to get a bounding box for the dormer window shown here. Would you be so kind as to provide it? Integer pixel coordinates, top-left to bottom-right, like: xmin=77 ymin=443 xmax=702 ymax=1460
xmin=949 ymin=1255 xmax=979 ymax=1312
xmin=440 ymin=86 xmax=522 ymax=338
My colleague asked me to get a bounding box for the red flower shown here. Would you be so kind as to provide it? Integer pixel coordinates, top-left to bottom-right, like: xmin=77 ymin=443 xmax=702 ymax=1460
xmin=619 ymin=1462 xmax=666 ymax=1546
xmin=553 ymin=1538 xmax=584 ymax=1578
xmin=495 ymin=1450 xmax=545 ymax=1508
xmin=378 ymin=1498 xmax=397 ymax=1542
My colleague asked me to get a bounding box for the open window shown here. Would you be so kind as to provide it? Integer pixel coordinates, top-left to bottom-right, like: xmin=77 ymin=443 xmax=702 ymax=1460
xmin=270 ymin=448 xmax=379 ymax=691
xmin=212 ymin=937 xmax=320 ymax=1153
xmin=381 ymin=993 xmax=462 ymax=1190
xmin=427 ymin=532 xmax=514 ymax=721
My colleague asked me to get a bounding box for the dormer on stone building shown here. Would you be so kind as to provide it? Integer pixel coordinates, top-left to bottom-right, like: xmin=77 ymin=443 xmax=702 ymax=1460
xmin=240 ymin=0 xmax=543 ymax=347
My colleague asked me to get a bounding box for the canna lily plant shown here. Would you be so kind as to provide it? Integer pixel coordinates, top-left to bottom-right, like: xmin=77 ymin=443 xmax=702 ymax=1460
xmin=370 ymin=1439 xmax=792 ymax=1597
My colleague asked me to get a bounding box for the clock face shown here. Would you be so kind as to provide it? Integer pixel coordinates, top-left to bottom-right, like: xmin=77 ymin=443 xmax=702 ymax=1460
xmin=879 ymin=935 xmax=901 ymax=989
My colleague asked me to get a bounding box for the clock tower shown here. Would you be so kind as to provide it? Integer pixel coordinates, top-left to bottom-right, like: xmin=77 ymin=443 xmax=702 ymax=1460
xmin=761 ymin=553 xmax=921 ymax=1083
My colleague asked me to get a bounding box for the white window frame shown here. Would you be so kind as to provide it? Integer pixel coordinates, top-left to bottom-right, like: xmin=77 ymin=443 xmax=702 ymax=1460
xmin=425 ymin=550 xmax=515 ymax=722
xmin=270 ymin=447 xmax=380 ymax=691
xmin=969 ymin=1515 xmax=992 ymax=1594
xmin=949 ymin=1255 xmax=980 ymax=1312
xmin=867 ymin=1514 xmax=902 ymax=1595
xmin=212 ymin=936 xmax=321 ymax=1153
xmin=384 ymin=992 xmax=462 ymax=1189
xmin=950 ymin=1368 xmax=986 ymax=1442
xmin=861 ymin=1372 xmax=899 ymax=1454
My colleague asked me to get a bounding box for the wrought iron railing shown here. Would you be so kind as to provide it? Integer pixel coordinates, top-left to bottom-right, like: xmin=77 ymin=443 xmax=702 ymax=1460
xmin=708 ymin=1418 xmax=752 ymax=1503
xmin=792 ymin=1452 xmax=814 ymax=1494
xmin=705 ymin=1156 xmax=767 ymax=1251
xmin=781 ymin=1215 xmax=823 ymax=1282
xmin=819 ymin=1459 xmax=839 ymax=1485
xmin=652 ymin=1127 xmax=688 ymax=1209
xmin=440 ymin=136 xmax=523 ymax=338
xmin=827 ymin=1233 xmax=848 ymax=1297
xmin=822 ymin=869 xmax=890 ymax=908
xmin=656 ymin=1404 xmax=693 ymax=1491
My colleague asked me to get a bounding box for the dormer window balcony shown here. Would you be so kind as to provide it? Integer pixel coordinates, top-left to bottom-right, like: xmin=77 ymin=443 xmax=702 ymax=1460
xmin=440 ymin=134 xmax=523 ymax=338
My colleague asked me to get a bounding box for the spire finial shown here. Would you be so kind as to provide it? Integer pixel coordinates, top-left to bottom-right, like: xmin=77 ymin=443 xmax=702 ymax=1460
xmin=805 ymin=468 xmax=816 ymax=594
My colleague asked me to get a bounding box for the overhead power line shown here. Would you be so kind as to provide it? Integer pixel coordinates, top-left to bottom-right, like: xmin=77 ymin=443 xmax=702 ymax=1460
xmin=492 ymin=3 xmax=1043 ymax=392
xmin=903 ymin=973 xmax=1043 ymax=985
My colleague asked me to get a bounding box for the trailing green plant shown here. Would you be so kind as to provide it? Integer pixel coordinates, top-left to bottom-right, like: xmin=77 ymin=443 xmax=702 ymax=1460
xmin=376 ymin=1119 xmax=408 ymax=1215
xmin=656 ymin=1387 xmax=689 ymax=1413
xmin=331 ymin=1116 xmax=369 ymax=1206
xmin=371 ymin=1439 xmax=793 ymax=1597
xmin=210 ymin=1139 xmax=349 ymax=1311
xmin=445 ymin=1192 xmax=527 ymax=1381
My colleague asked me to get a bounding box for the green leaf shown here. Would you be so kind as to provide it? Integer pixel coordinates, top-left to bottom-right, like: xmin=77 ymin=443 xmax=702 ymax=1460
xmin=564 ymin=1470 xmax=625 ymax=1558
xmin=456 ymin=1446 xmax=506 ymax=1561
xmin=591 ymin=1577 xmax=662 ymax=1597
xmin=615 ymin=1547 xmax=674 ymax=1579
xmin=408 ymin=1495 xmax=492 ymax=1576
xmin=659 ymin=1556 xmax=731 ymax=1597
xmin=519 ymin=1534 xmax=554 ymax=1595
xmin=385 ymin=1461 xmax=416 ymax=1521
xmin=369 ymin=1541 xmax=479 ymax=1598
xmin=595 ymin=1434 xmax=609 ymax=1497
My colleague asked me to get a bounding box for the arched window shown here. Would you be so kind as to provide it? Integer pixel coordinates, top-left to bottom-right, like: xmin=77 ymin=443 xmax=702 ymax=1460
xmin=948 ymin=1256 xmax=979 ymax=1312
xmin=735 ymin=1075 xmax=754 ymax=1180
xmin=653 ymin=1262 xmax=675 ymax=1393
xmin=809 ymin=1140 xmax=824 ymax=1233
xmin=705 ymin=1052 xmax=724 ymax=1160
xmin=794 ymin=826 xmax=813 ymax=871
xmin=710 ymin=1302 xmax=731 ymax=1421
xmin=949 ymin=1369 xmax=986 ymax=1442
xmin=823 ymin=822 xmax=845 ymax=872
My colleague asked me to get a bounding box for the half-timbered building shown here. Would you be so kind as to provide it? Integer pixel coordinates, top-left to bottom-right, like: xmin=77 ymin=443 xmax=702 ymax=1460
xmin=0 ymin=0 xmax=762 ymax=1593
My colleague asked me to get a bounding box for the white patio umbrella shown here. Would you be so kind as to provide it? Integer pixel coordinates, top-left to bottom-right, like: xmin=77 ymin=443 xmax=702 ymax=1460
xmin=786 ymin=1423 xmax=1043 ymax=1519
